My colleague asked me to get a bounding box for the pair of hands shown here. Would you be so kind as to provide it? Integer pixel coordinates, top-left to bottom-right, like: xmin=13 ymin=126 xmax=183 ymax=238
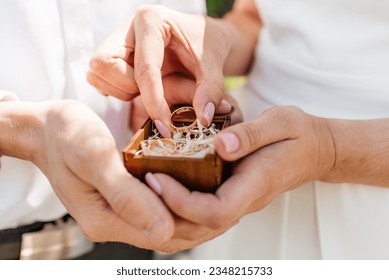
xmin=3 ymin=5 xmax=334 ymax=253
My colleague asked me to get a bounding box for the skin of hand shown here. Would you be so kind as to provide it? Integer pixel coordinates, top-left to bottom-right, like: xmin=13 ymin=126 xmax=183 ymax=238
xmin=0 ymin=92 xmax=19 ymax=169
xmin=36 ymin=100 xmax=177 ymax=248
xmin=40 ymin=99 xmax=232 ymax=251
xmin=0 ymin=99 xmax=235 ymax=252
xmin=129 ymin=74 xmax=241 ymax=132
xmin=87 ymin=2 xmax=260 ymax=137
xmin=0 ymin=99 xmax=173 ymax=248
xmin=145 ymin=106 xmax=336 ymax=238
xmin=146 ymin=105 xmax=389 ymax=247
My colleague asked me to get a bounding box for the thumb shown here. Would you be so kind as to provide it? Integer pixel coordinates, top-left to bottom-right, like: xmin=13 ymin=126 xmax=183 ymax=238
xmin=192 ymin=75 xmax=226 ymax=126
xmin=215 ymin=107 xmax=295 ymax=161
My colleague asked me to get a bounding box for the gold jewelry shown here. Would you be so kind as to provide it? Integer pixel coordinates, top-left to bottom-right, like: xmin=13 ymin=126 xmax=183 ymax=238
xmin=148 ymin=138 xmax=177 ymax=152
xmin=170 ymin=106 xmax=197 ymax=132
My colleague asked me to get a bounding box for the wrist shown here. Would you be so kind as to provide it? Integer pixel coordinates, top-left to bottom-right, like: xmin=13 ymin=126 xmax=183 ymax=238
xmin=0 ymin=101 xmax=47 ymax=162
xmin=221 ymin=11 xmax=261 ymax=75
xmin=203 ymin=16 xmax=234 ymax=72
xmin=317 ymin=117 xmax=389 ymax=186
xmin=312 ymin=116 xmax=337 ymax=181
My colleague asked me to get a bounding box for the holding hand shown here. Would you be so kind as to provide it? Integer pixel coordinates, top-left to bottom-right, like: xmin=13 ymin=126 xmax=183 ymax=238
xmin=146 ymin=106 xmax=335 ymax=238
xmin=34 ymin=101 xmax=177 ymax=249
xmin=0 ymin=99 xmax=175 ymax=250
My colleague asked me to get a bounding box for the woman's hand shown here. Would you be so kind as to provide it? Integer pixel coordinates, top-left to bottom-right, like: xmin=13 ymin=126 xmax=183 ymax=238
xmin=87 ymin=5 xmax=234 ymax=137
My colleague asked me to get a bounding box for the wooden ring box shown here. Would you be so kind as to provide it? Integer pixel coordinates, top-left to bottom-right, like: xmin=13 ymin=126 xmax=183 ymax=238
xmin=122 ymin=108 xmax=232 ymax=192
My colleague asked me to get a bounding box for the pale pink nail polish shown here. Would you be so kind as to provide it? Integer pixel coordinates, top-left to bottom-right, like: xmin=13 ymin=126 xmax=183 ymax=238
xmin=204 ymin=102 xmax=215 ymax=126
xmin=154 ymin=119 xmax=171 ymax=138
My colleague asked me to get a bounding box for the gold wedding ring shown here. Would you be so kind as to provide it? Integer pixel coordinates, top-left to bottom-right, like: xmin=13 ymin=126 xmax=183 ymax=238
xmin=170 ymin=106 xmax=197 ymax=132
xmin=148 ymin=138 xmax=177 ymax=151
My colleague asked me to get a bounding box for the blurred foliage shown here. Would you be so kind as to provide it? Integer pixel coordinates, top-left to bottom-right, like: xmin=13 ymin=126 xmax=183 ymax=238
xmin=224 ymin=76 xmax=246 ymax=92
xmin=206 ymin=0 xmax=235 ymax=18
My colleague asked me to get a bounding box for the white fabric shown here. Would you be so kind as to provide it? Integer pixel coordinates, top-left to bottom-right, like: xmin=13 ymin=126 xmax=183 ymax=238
xmin=192 ymin=0 xmax=389 ymax=259
xmin=0 ymin=0 xmax=205 ymax=230
xmin=0 ymin=91 xmax=18 ymax=101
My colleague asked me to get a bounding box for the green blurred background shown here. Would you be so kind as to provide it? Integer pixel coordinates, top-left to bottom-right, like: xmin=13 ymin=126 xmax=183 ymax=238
xmin=206 ymin=0 xmax=235 ymax=18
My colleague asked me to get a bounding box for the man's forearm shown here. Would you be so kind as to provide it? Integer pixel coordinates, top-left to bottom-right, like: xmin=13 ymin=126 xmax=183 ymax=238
xmin=322 ymin=118 xmax=389 ymax=187
xmin=0 ymin=101 xmax=45 ymax=162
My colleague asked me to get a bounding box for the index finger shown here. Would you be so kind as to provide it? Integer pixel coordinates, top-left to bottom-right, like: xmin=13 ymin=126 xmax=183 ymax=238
xmin=133 ymin=6 xmax=172 ymax=137
xmin=88 ymin=18 xmax=139 ymax=98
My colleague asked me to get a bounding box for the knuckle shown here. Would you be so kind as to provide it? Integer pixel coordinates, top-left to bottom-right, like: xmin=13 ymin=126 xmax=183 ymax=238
xmin=263 ymin=105 xmax=307 ymax=136
xmin=263 ymin=105 xmax=293 ymax=124
xmin=126 ymin=81 xmax=140 ymax=96
xmin=89 ymin=57 xmax=139 ymax=96
xmin=135 ymin=5 xmax=164 ymax=21
xmin=264 ymin=105 xmax=300 ymax=122
xmin=120 ymin=94 xmax=136 ymax=102
xmin=210 ymin=79 xmax=225 ymax=97
xmin=134 ymin=63 xmax=160 ymax=83
xmin=202 ymin=78 xmax=225 ymax=101
xmin=240 ymin=121 xmax=261 ymax=149
xmin=109 ymin=189 xmax=143 ymax=219
xmin=67 ymin=147 xmax=90 ymax=166
xmin=262 ymin=106 xmax=285 ymax=119
xmin=82 ymin=137 xmax=116 ymax=160
xmin=204 ymin=209 xmax=227 ymax=229
xmin=85 ymin=71 xmax=97 ymax=87
xmin=89 ymin=55 xmax=108 ymax=76
xmin=169 ymin=194 xmax=187 ymax=213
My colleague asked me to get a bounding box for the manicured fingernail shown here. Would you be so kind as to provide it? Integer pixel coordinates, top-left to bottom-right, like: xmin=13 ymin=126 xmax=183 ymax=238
xmin=219 ymin=132 xmax=240 ymax=153
xmin=204 ymin=102 xmax=215 ymax=126
xmin=145 ymin=172 xmax=162 ymax=195
xmin=155 ymin=119 xmax=171 ymax=138
xmin=147 ymin=217 xmax=168 ymax=241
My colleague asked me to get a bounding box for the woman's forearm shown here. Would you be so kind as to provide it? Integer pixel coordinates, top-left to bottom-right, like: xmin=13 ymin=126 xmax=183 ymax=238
xmin=221 ymin=0 xmax=262 ymax=75
xmin=322 ymin=118 xmax=389 ymax=187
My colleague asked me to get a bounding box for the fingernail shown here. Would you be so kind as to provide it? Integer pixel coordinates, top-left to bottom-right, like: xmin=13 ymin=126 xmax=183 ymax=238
xmin=204 ymin=102 xmax=215 ymax=126
xmin=145 ymin=172 xmax=162 ymax=195
xmin=155 ymin=119 xmax=171 ymax=138
xmin=147 ymin=217 xmax=168 ymax=241
xmin=219 ymin=132 xmax=240 ymax=153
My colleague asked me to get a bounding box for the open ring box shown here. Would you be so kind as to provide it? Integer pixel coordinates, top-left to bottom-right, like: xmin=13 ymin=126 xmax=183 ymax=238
xmin=122 ymin=106 xmax=232 ymax=192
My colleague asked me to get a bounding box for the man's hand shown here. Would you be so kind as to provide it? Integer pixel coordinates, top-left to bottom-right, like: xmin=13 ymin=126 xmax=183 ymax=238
xmin=35 ymin=100 xmax=179 ymax=249
xmin=2 ymin=99 xmax=239 ymax=252
xmin=145 ymin=106 xmax=335 ymax=239
xmin=0 ymin=99 xmax=177 ymax=249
